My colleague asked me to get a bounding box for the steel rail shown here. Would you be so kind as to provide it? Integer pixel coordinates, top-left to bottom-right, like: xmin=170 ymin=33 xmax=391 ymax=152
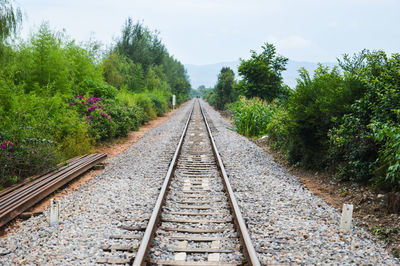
xmin=199 ymin=100 xmax=261 ymax=266
xmin=0 ymin=155 xmax=86 ymax=199
xmin=133 ymin=101 xmax=195 ymax=266
xmin=0 ymin=154 xmax=105 ymax=213
xmin=0 ymin=153 xmax=106 ymax=228
xmin=0 ymin=155 xmax=93 ymax=207
xmin=0 ymin=154 xmax=104 ymax=213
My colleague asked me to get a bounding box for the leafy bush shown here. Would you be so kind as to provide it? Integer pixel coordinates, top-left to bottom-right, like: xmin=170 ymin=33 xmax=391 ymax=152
xmin=0 ymin=18 xmax=181 ymax=189
xmin=69 ymin=95 xmax=117 ymax=141
xmin=370 ymin=121 xmax=400 ymax=189
xmin=10 ymin=23 xmax=104 ymax=97
xmin=76 ymin=79 xmax=118 ymax=99
xmin=1 ymin=93 xmax=92 ymax=157
xmin=202 ymin=88 xmax=217 ymax=107
xmin=265 ymin=107 xmax=290 ymax=151
xmin=328 ymin=111 xmax=377 ymax=182
xmin=285 ymin=65 xmax=364 ymax=168
xmin=131 ymin=92 xmax=156 ymax=121
xmin=86 ymin=110 xmax=117 ymax=141
xmin=115 ymin=89 xmax=150 ymax=129
xmin=148 ymin=91 xmax=168 ymax=116
xmin=0 ymin=138 xmax=60 ymax=189
xmin=103 ymin=99 xmax=146 ymax=137
xmin=328 ymin=51 xmax=400 ymax=187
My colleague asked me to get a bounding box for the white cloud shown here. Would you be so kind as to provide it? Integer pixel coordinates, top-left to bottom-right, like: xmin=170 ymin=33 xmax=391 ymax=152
xmin=328 ymin=21 xmax=338 ymax=28
xmin=267 ymin=35 xmax=315 ymax=49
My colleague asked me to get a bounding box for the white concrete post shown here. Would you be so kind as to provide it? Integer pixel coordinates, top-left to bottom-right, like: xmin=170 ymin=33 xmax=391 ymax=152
xmin=340 ymin=203 xmax=353 ymax=233
xmin=50 ymin=199 xmax=59 ymax=227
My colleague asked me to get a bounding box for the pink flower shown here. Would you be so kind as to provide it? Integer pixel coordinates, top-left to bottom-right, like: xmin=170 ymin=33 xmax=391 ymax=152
xmin=0 ymin=141 xmax=14 ymax=149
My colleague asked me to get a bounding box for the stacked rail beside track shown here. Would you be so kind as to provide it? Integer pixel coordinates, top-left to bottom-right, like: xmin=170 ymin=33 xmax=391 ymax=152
xmin=0 ymin=153 xmax=107 ymax=228
xmin=98 ymin=99 xmax=260 ymax=265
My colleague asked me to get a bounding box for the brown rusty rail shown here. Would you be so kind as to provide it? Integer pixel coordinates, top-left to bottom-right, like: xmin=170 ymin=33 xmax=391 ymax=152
xmin=0 ymin=153 xmax=107 ymax=228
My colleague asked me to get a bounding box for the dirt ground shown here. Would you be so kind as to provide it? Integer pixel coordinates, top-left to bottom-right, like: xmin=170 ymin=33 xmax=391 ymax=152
xmin=1 ymin=104 xmax=184 ymax=236
xmin=253 ymin=137 xmax=400 ymax=258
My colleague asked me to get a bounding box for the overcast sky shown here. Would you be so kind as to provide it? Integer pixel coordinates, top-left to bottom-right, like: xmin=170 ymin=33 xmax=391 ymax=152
xmin=16 ymin=0 xmax=400 ymax=65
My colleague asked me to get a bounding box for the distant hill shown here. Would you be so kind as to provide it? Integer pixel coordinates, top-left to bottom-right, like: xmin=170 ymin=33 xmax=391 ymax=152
xmin=185 ymin=61 xmax=240 ymax=89
xmin=185 ymin=60 xmax=337 ymax=89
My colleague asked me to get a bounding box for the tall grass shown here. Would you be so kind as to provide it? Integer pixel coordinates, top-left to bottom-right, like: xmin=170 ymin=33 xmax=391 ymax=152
xmin=228 ymin=97 xmax=276 ymax=137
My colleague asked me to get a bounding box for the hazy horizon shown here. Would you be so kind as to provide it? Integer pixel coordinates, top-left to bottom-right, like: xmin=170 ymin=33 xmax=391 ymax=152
xmin=17 ymin=0 xmax=400 ymax=66
xmin=185 ymin=59 xmax=337 ymax=89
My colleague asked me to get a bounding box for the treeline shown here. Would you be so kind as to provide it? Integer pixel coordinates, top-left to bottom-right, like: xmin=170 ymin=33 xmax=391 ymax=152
xmin=202 ymin=43 xmax=400 ymax=191
xmin=201 ymin=43 xmax=290 ymax=109
xmin=0 ymin=1 xmax=190 ymax=188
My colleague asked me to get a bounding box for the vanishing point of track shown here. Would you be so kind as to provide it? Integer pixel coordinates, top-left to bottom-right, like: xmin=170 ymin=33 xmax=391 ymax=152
xmin=100 ymin=100 xmax=260 ymax=265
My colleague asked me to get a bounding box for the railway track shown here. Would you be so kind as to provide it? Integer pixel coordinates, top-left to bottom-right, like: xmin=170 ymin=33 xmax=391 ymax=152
xmin=0 ymin=153 xmax=107 ymax=228
xmin=99 ymin=100 xmax=260 ymax=265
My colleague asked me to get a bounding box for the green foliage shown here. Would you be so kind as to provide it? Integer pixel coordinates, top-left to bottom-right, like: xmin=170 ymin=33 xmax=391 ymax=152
xmin=0 ymin=138 xmax=60 ymax=188
xmin=201 ymin=87 xmax=217 ymax=107
xmin=112 ymin=17 xmax=191 ymax=103
xmin=102 ymin=52 xmax=145 ymax=92
xmin=116 ymin=18 xmax=164 ymax=73
xmin=148 ymin=91 xmax=169 ymax=116
xmin=0 ymin=0 xmax=22 ymax=43
xmin=69 ymin=95 xmax=116 ymax=142
xmin=0 ymin=93 xmax=91 ymax=153
xmin=369 ymin=226 xmax=399 ymax=243
xmin=265 ymin=107 xmax=290 ymax=151
xmin=370 ymin=121 xmax=400 ymax=188
xmin=237 ymin=43 xmax=288 ymax=102
xmin=328 ymin=111 xmax=377 ymax=182
xmin=328 ymin=51 xmax=400 ymax=187
xmin=10 ymin=23 xmax=104 ymax=97
xmin=131 ymin=92 xmax=157 ymax=121
xmin=116 ymin=89 xmax=148 ymax=129
xmin=76 ymin=79 xmax=118 ymax=99
xmin=162 ymin=55 xmax=191 ymax=103
xmin=0 ymin=92 xmax=92 ymax=186
xmin=229 ymin=97 xmax=276 ymax=137
xmin=103 ymin=99 xmax=146 ymax=137
xmin=0 ymin=16 xmax=186 ymax=189
xmin=215 ymin=67 xmax=236 ymax=110
xmin=285 ymin=64 xmax=364 ymax=168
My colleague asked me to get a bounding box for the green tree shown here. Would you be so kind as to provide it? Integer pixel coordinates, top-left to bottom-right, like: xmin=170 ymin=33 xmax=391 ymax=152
xmin=237 ymin=43 xmax=288 ymax=101
xmin=329 ymin=51 xmax=400 ymax=186
xmin=215 ymin=67 xmax=236 ymax=110
xmin=115 ymin=18 xmax=164 ymax=73
xmin=103 ymin=52 xmax=145 ymax=91
xmin=112 ymin=18 xmax=191 ymax=102
xmin=0 ymin=0 xmax=22 ymax=43
xmin=16 ymin=23 xmax=103 ymax=96
xmin=286 ymin=65 xmax=355 ymax=168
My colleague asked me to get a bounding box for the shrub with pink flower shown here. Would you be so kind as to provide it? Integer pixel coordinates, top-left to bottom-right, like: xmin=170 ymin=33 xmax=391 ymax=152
xmin=69 ymin=95 xmax=116 ymax=141
xmin=0 ymin=141 xmax=14 ymax=150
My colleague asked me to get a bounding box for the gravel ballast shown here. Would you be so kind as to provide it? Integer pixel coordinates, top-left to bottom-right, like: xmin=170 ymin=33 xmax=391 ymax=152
xmin=0 ymin=99 xmax=398 ymax=265
xmin=0 ymin=102 xmax=193 ymax=265
xmin=200 ymin=99 xmax=399 ymax=265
